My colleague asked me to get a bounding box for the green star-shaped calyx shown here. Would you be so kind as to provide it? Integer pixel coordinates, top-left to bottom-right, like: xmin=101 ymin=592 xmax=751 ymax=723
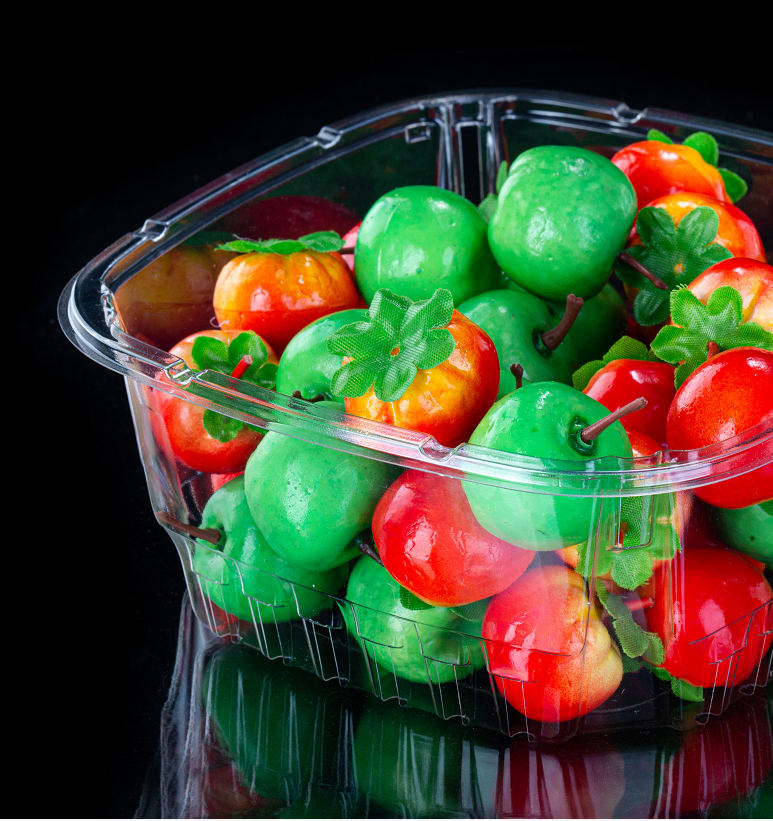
xmin=572 ymin=335 xmax=657 ymax=391
xmin=216 ymin=230 xmax=345 ymax=255
xmin=651 ymin=286 xmax=773 ymax=388
xmin=327 ymin=288 xmax=456 ymax=402
xmin=189 ymin=331 xmax=277 ymax=442
xmin=614 ymin=205 xmax=733 ymax=326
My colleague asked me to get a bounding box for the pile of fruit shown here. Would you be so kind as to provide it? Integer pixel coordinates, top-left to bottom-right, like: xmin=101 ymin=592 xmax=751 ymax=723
xmin=133 ymin=128 xmax=773 ymax=727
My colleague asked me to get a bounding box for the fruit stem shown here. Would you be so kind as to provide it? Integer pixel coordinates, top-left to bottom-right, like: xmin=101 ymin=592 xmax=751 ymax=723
xmin=541 ymin=294 xmax=584 ymax=351
xmin=156 ymin=511 xmax=221 ymax=545
xmin=291 ymin=390 xmax=326 ymax=402
xmin=618 ymin=252 xmax=669 ymax=290
xmin=509 ymin=363 xmax=524 ymax=390
xmin=230 ymin=355 xmax=253 ymax=380
xmin=341 ymin=246 xmax=355 ymax=254
xmin=707 ymin=341 xmax=720 ymax=358
xmin=625 ymin=597 xmax=654 ymax=613
xmin=354 ymin=533 xmax=383 ymax=566
xmin=581 ymin=398 xmax=647 ymax=443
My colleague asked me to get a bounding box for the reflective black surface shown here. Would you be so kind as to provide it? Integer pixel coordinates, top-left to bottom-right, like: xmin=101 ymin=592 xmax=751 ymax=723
xmin=33 ymin=46 xmax=771 ymax=818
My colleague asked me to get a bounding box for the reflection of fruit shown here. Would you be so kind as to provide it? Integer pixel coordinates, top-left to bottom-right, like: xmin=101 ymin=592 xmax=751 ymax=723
xmin=342 ymin=555 xmax=485 ymax=684
xmin=373 ymin=470 xmax=534 ymax=607
xmin=483 ymin=565 xmax=623 ymax=723
xmin=712 ymin=501 xmax=773 ymax=564
xmin=643 ymin=545 xmax=773 ymax=689
xmin=213 ymin=248 xmax=360 ymax=354
xmin=354 ymin=185 xmax=501 ymax=305
xmin=114 ymin=245 xmax=235 ymax=350
xmin=666 ymin=347 xmax=773 ymax=508
xmin=583 ymin=359 xmax=675 ymax=443
xmin=611 ymin=139 xmax=729 ymax=209
xmin=244 ymin=402 xmax=401 ymax=571
xmin=464 ymin=382 xmax=633 ymax=551
xmin=489 ymin=146 xmax=636 ymax=301
xmin=192 ymin=476 xmax=348 ymax=624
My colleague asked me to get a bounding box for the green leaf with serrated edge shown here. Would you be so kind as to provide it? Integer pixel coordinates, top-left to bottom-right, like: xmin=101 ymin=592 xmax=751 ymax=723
xmin=399 ymin=586 xmax=435 ymax=611
xmin=645 ymin=661 xmax=673 ymax=682
xmin=227 ymin=332 xmax=269 ymax=370
xmin=202 ymin=409 xmax=244 ymax=443
xmin=621 ymin=653 xmax=643 ymax=673
xmin=621 ymin=495 xmax=646 ymax=546
xmin=683 ymin=131 xmax=719 ymax=167
xmin=671 ymin=678 xmax=704 ymax=702
xmin=327 ymin=288 xmax=456 ymax=402
xmin=191 ymin=337 xmax=230 ymax=372
xmin=572 ymin=360 xmax=603 ymax=391
xmin=719 ymin=168 xmax=748 ymax=203
xmin=761 ymin=501 xmax=773 ymax=516
xmin=296 ymin=231 xmax=345 ymax=252
xmin=449 ymin=599 xmax=491 ymax=622
xmin=646 ymin=634 xmax=665 ymax=666
xmin=182 ymin=230 xmax=239 ymax=247
xmin=652 ymin=286 xmax=773 ymax=387
xmin=247 ymin=362 xmax=277 ymax=391
xmin=614 ymin=613 xmax=650 ymax=658
xmin=615 ymin=206 xmax=734 ymax=327
xmin=647 ymin=129 xmax=673 ymax=144
xmin=495 ymin=160 xmax=509 ymax=193
xmin=571 ymin=336 xmax=649 ymax=391
xmin=611 ymin=549 xmax=653 ymax=590
xmin=216 ymin=239 xmax=276 ymax=253
xmin=477 ymin=193 xmax=497 ymax=223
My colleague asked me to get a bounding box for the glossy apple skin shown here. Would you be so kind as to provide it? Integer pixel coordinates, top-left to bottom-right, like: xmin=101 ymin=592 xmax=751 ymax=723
xmin=643 ymin=545 xmax=773 ymax=689
xmin=114 ymin=245 xmax=236 ymax=350
xmin=584 ymin=359 xmax=676 ymax=444
xmin=373 ymin=470 xmax=535 ymax=607
xmin=631 ymin=193 xmax=766 ymax=262
xmin=221 ymin=194 xmax=360 ymax=241
xmin=483 ymin=565 xmax=623 ymax=723
xmin=213 ymin=249 xmax=360 ymax=354
xmin=666 ymin=347 xmax=773 ymax=508
xmin=160 ymin=330 xmax=278 ymax=474
xmin=711 ymin=501 xmax=773 ymax=564
xmin=611 ymin=140 xmax=729 ymax=210
xmin=344 ymin=310 xmax=500 ymax=449
xmin=685 ymin=257 xmax=773 ymax=331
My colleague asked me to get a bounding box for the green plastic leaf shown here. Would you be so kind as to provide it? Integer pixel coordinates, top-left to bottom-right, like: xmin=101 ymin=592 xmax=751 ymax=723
xmin=611 ymin=549 xmax=653 ymax=590
xmin=671 ymin=678 xmax=704 ymax=702
xmin=572 ymin=336 xmax=650 ymax=391
xmin=621 ymin=653 xmax=643 ymax=674
xmin=399 ymin=586 xmax=435 ymax=611
xmin=761 ymin=501 xmax=773 ymax=516
xmin=647 ymin=129 xmax=673 ymax=144
xmin=652 ymin=286 xmax=773 ymax=387
xmin=202 ymin=409 xmax=244 ymax=443
xmin=646 ymin=634 xmax=665 ymax=667
xmin=217 ymin=233 xmax=342 ymax=255
xmin=495 ymin=160 xmax=509 ymax=193
xmin=614 ymin=206 xmax=733 ymax=327
xmin=327 ymin=288 xmax=455 ymax=402
xmin=683 ymin=131 xmax=719 ymax=167
xmin=191 ymin=337 xmax=230 ymax=372
xmin=614 ymin=613 xmax=650 ymax=658
xmin=597 ymin=583 xmax=663 ymax=662
xmin=477 ymin=193 xmax=498 ymax=223
xmin=449 ymin=599 xmax=490 ymax=622
xmin=297 ymin=231 xmax=346 ymax=252
xmin=182 ymin=230 xmax=239 ymax=247
xmin=719 ymin=168 xmax=748 ymax=203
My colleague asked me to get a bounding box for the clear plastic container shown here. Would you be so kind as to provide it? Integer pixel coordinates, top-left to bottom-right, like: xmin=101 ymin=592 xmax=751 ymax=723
xmin=59 ymin=90 xmax=773 ymax=742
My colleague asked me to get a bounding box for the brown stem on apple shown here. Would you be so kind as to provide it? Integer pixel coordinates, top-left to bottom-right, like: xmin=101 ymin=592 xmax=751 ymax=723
xmin=292 ymin=391 xmax=327 ymax=402
xmin=230 ymin=354 xmax=253 ymax=380
xmin=157 ymin=511 xmax=221 ymax=545
xmin=509 ymin=363 xmax=524 ymax=390
xmin=354 ymin=533 xmax=383 ymax=566
xmin=340 ymin=246 xmax=355 ymax=254
xmin=707 ymin=341 xmax=720 ymax=359
xmin=618 ymin=252 xmax=669 ymax=290
xmin=541 ymin=294 xmax=584 ymax=351
xmin=581 ymin=398 xmax=647 ymax=443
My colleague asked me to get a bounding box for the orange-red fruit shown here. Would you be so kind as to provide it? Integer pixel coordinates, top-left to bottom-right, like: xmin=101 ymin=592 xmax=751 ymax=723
xmin=611 ymin=140 xmax=729 ymax=210
xmin=213 ymin=250 xmax=360 ymax=354
xmin=630 ymin=193 xmax=765 ymax=263
xmin=685 ymin=258 xmax=773 ymax=331
xmin=373 ymin=470 xmax=535 ymax=607
xmin=344 ymin=310 xmax=500 ymax=448
xmin=643 ymin=545 xmax=773 ymax=689
xmin=483 ymin=565 xmax=623 ymax=723
xmin=666 ymin=347 xmax=773 ymax=508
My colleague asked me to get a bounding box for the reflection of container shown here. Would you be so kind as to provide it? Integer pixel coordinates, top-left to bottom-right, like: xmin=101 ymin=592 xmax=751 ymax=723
xmin=156 ymin=596 xmax=773 ymax=818
xmin=59 ymin=91 xmax=773 ymax=741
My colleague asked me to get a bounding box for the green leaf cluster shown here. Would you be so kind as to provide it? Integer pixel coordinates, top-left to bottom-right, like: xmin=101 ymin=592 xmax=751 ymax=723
xmin=614 ymin=206 xmax=733 ymax=326
xmin=327 ymin=288 xmax=456 ymax=402
xmin=596 ymin=581 xmax=664 ymax=663
xmin=189 ymin=332 xmax=276 ymax=443
xmin=216 ymin=230 xmax=345 ymax=255
xmin=399 ymin=586 xmax=435 ymax=611
xmin=572 ymin=335 xmax=653 ymax=391
xmin=642 ymin=661 xmax=705 ymax=702
xmin=645 ymin=129 xmax=748 ymax=202
xmin=651 ymin=286 xmax=773 ymax=388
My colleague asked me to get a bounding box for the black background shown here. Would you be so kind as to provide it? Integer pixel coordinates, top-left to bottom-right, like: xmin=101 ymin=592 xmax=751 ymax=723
xmin=28 ymin=46 xmax=771 ymax=818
